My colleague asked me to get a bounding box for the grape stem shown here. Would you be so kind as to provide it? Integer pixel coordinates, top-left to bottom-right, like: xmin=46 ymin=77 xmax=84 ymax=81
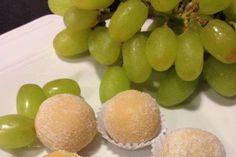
xmin=229 ymin=21 xmax=236 ymax=30
xmin=191 ymin=13 xmax=209 ymax=26
xmin=175 ymin=0 xmax=209 ymax=28
xmin=98 ymin=11 xmax=113 ymax=22
xmin=147 ymin=0 xmax=210 ymax=32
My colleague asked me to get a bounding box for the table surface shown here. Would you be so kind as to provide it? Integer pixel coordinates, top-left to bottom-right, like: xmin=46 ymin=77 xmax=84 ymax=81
xmin=0 ymin=0 xmax=51 ymax=34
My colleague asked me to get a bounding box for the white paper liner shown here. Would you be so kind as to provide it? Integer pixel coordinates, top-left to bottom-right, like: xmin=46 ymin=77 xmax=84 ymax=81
xmin=151 ymin=129 xmax=170 ymax=157
xmin=97 ymin=102 xmax=168 ymax=150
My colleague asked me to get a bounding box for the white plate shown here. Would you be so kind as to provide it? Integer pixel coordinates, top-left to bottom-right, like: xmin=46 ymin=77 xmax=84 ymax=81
xmin=0 ymin=15 xmax=235 ymax=157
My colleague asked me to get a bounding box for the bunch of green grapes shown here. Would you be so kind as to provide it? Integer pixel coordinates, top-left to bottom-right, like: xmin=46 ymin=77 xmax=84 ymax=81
xmin=50 ymin=0 xmax=236 ymax=107
xmin=0 ymin=78 xmax=81 ymax=149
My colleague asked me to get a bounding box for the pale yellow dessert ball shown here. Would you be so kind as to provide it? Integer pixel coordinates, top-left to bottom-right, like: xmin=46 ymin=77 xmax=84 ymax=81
xmin=35 ymin=94 xmax=97 ymax=152
xmin=43 ymin=150 xmax=82 ymax=157
xmin=103 ymin=90 xmax=161 ymax=144
xmin=160 ymin=128 xmax=226 ymax=157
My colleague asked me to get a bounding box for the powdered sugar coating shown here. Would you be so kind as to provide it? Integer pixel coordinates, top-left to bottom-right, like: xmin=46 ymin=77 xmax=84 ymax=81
xmin=160 ymin=128 xmax=226 ymax=157
xmin=35 ymin=94 xmax=96 ymax=152
xmin=43 ymin=150 xmax=82 ymax=157
xmin=103 ymin=90 xmax=161 ymax=144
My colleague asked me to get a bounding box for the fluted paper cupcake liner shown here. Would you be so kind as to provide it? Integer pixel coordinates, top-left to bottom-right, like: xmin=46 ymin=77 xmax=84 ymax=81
xmin=151 ymin=129 xmax=170 ymax=157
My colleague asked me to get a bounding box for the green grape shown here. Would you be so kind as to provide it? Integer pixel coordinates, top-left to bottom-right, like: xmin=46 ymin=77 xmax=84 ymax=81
xmin=53 ymin=28 xmax=90 ymax=57
xmin=203 ymin=56 xmax=236 ymax=97
xmin=99 ymin=66 xmax=131 ymax=102
xmin=132 ymin=70 xmax=169 ymax=96
xmin=0 ymin=115 xmax=36 ymax=149
xmin=198 ymin=0 xmax=232 ymax=15
xmin=150 ymin=0 xmax=180 ymax=12
xmin=72 ymin=0 xmax=114 ymax=10
xmin=17 ymin=84 xmax=47 ymax=119
xmin=200 ymin=19 xmax=236 ymax=64
xmin=157 ymin=69 xmax=199 ymax=107
xmin=43 ymin=78 xmax=81 ymax=97
xmin=48 ymin=0 xmax=73 ymax=16
xmin=224 ymin=0 xmax=236 ymax=22
xmin=175 ymin=31 xmax=204 ymax=81
xmin=64 ymin=7 xmax=99 ymax=31
xmin=122 ymin=33 xmax=152 ymax=83
xmin=88 ymin=27 xmax=121 ymax=65
xmin=145 ymin=26 xmax=177 ymax=71
xmin=109 ymin=0 xmax=148 ymax=42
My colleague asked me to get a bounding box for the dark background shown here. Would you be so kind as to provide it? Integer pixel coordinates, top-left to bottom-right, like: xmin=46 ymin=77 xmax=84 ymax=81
xmin=0 ymin=0 xmax=51 ymax=34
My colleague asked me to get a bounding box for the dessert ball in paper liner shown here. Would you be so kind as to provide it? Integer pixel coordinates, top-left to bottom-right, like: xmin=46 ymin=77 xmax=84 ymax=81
xmin=151 ymin=128 xmax=226 ymax=157
xmin=35 ymin=94 xmax=97 ymax=152
xmin=97 ymin=90 xmax=168 ymax=150
xmin=43 ymin=150 xmax=82 ymax=157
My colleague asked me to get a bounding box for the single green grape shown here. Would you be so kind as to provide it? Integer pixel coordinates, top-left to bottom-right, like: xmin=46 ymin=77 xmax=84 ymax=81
xmin=0 ymin=114 xmax=36 ymax=149
xmin=157 ymin=69 xmax=199 ymax=107
xmin=203 ymin=56 xmax=236 ymax=97
xmin=150 ymin=0 xmax=180 ymax=12
xmin=109 ymin=0 xmax=148 ymax=42
xmin=145 ymin=26 xmax=177 ymax=71
xmin=17 ymin=84 xmax=47 ymax=119
xmin=175 ymin=30 xmax=204 ymax=81
xmin=72 ymin=0 xmax=114 ymax=10
xmin=122 ymin=33 xmax=152 ymax=83
xmin=88 ymin=27 xmax=121 ymax=65
xmin=43 ymin=78 xmax=81 ymax=97
xmin=53 ymin=28 xmax=90 ymax=57
xmin=64 ymin=7 xmax=99 ymax=31
xmin=99 ymin=66 xmax=131 ymax=103
xmin=48 ymin=0 xmax=73 ymax=16
xmin=197 ymin=0 xmax=232 ymax=15
xmin=224 ymin=0 xmax=236 ymax=22
xmin=200 ymin=19 xmax=236 ymax=64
